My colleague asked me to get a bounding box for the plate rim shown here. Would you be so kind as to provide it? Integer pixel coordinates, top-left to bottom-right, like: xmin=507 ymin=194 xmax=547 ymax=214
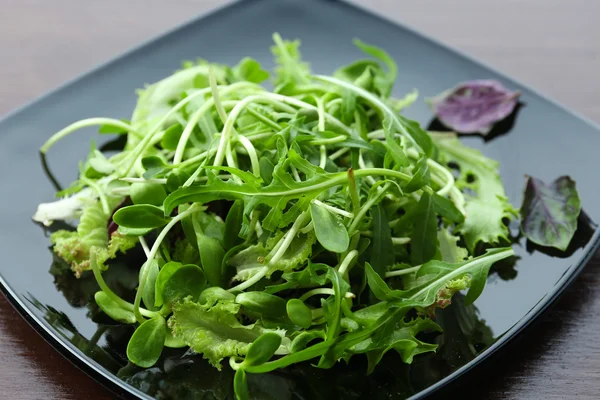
xmin=0 ymin=0 xmax=599 ymax=399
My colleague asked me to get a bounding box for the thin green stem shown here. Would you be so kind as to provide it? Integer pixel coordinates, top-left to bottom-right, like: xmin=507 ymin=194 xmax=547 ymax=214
xmin=80 ymin=177 xmax=110 ymax=215
xmin=245 ymin=106 xmax=283 ymax=131
xmin=133 ymin=203 xmax=201 ymax=322
xmin=314 ymin=75 xmax=418 ymax=149
xmin=384 ymin=265 xmax=421 ymax=278
xmin=90 ymin=249 xmax=157 ymax=318
xmin=40 ymin=118 xmax=139 ymax=154
xmin=348 ymin=182 xmax=391 ymax=234
xmin=312 ymin=199 xmax=353 ymax=218
xmin=236 ymin=135 xmax=260 ymax=177
xmin=337 ymin=250 xmax=358 ymax=277
xmin=228 ymin=211 xmax=309 ymax=293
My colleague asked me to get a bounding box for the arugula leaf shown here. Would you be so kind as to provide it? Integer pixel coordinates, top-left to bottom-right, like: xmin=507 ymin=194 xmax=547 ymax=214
xmin=354 ymin=317 xmax=441 ymax=373
xmin=366 ymin=248 xmax=513 ymax=305
xmin=369 ymin=204 xmax=394 ymax=280
xmin=410 ymin=192 xmax=438 ymax=265
xmin=352 ymin=39 xmax=397 ymax=98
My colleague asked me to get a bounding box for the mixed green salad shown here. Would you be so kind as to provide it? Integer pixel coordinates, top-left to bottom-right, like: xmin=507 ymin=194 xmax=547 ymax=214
xmin=33 ymin=34 xmax=581 ymax=399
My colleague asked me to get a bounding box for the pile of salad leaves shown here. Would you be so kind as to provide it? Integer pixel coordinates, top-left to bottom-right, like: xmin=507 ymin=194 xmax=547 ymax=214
xmin=33 ymin=33 xmax=581 ymax=399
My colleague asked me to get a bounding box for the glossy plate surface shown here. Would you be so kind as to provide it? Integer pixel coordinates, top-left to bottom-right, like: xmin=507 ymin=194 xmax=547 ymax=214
xmin=1 ymin=0 xmax=599 ymax=398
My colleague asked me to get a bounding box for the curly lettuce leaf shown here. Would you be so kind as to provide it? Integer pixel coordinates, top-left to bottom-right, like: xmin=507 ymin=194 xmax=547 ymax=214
xmin=50 ymin=199 xmax=137 ymax=277
xmin=229 ymin=231 xmax=315 ymax=282
xmin=168 ymin=297 xmax=289 ymax=369
xmin=437 ymin=228 xmax=469 ymax=264
xmin=432 ymin=134 xmax=517 ymax=252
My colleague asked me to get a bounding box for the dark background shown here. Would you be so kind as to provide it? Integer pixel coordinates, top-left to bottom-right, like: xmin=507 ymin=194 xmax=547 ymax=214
xmin=1 ymin=1 xmax=599 ymax=398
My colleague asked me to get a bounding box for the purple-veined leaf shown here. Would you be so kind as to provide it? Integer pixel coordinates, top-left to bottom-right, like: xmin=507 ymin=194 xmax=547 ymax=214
xmin=520 ymin=176 xmax=581 ymax=251
xmin=430 ymin=80 xmax=520 ymax=134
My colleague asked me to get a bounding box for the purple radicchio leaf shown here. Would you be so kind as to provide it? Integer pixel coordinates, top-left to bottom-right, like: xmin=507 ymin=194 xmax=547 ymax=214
xmin=520 ymin=176 xmax=581 ymax=251
xmin=430 ymin=80 xmax=520 ymax=134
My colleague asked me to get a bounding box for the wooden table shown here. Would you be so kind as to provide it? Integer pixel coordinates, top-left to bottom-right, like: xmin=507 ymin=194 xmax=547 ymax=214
xmin=1 ymin=1 xmax=599 ymax=398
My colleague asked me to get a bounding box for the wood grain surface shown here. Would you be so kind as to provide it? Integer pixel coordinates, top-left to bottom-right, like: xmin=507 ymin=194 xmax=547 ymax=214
xmin=1 ymin=0 xmax=600 ymax=399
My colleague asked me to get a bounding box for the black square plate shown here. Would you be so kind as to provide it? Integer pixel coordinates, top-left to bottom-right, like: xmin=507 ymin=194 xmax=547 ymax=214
xmin=1 ymin=0 xmax=599 ymax=398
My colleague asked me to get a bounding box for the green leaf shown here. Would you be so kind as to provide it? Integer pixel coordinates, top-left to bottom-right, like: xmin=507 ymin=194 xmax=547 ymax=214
xmin=113 ymin=204 xmax=171 ymax=229
xmin=366 ymin=248 xmax=513 ymax=306
xmin=142 ymin=155 xmax=168 ymax=170
xmin=155 ymin=261 xmax=182 ymax=306
xmin=431 ymin=193 xmax=465 ymax=223
xmin=197 ymin=234 xmax=225 ymax=287
xmin=142 ymin=260 xmax=159 ymax=311
xmin=310 ymin=201 xmax=349 ymax=253
xmin=224 ymin=200 xmax=244 ymax=249
xmin=341 ymin=89 xmax=356 ymax=125
xmin=364 ymin=262 xmax=393 ymax=302
xmin=94 ymin=291 xmax=136 ymax=324
xmin=437 ymin=228 xmax=468 ymax=263
xmin=162 ymin=264 xmax=206 ymax=306
xmin=161 ymin=124 xmax=184 ymax=150
xmin=129 ymin=182 xmax=167 ymax=206
xmin=233 ymin=369 xmax=249 ymax=400
xmin=259 ymin=157 xmax=275 ymax=185
xmin=410 ymin=192 xmax=437 ymax=265
xmin=382 ymin=116 xmax=410 ymax=167
xmin=369 ymin=204 xmax=394 ymax=281
xmin=290 ymin=330 xmax=326 ymax=353
xmin=334 ymin=60 xmax=379 ymax=87
xmin=397 ymin=115 xmax=434 ymax=158
xmin=403 ymin=157 xmax=430 ymax=193
xmin=264 ymin=262 xmax=329 ymax=294
xmin=520 ymin=175 xmax=581 ymax=251
xmin=286 ymin=299 xmax=312 ymax=329
xmin=166 ymin=169 xmax=191 ymax=192
xmin=126 ymin=315 xmax=166 ymax=368
xmin=117 ymin=226 xmax=153 ymax=236
xmin=164 ymin=329 xmax=187 ymax=348
xmin=87 ymin=150 xmax=115 ymax=175
xmin=242 ymin=332 xmax=283 ymax=367
xmin=231 ymin=57 xmax=270 ymax=83
xmin=271 ymin=33 xmax=310 ymax=89
xmin=235 ymin=292 xmax=287 ymax=318
xmin=416 ymin=248 xmax=512 ymax=305
xmin=353 ymin=39 xmax=397 ymax=98
xmin=199 ymin=286 xmax=236 ymax=305
xmin=360 ymin=317 xmax=440 ymax=373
